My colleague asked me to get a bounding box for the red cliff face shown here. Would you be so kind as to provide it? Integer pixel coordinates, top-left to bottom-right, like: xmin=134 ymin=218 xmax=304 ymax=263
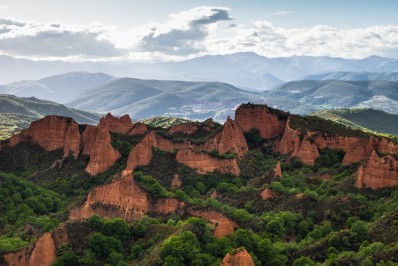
xmin=81 ymin=123 xmax=120 ymax=176
xmin=235 ymin=104 xmax=286 ymax=139
xmin=176 ymin=149 xmax=240 ymax=175
xmin=203 ymin=116 xmax=248 ymax=157
xmin=188 ymin=209 xmax=239 ymax=238
xmin=4 ymin=232 xmax=58 ymax=266
xmin=69 ymin=174 xmax=181 ymax=222
xmin=124 ymin=134 xmax=153 ymax=174
xmin=100 ymin=113 xmax=133 ymax=134
xmin=220 ymin=248 xmax=255 ymax=266
xmin=9 ymin=116 xmax=81 ymax=157
xmin=274 ymin=161 xmax=282 ymax=178
xmin=129 ymin=122 xmax=148 ymax=136
xmin=356 ymin=151 xmax=398 ymax=189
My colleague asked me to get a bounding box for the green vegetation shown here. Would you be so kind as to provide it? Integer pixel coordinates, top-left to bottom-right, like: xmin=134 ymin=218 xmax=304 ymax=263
xmin=313 ymin=108 xmax=398 ymax=138
xmin=0 ymin=113 xmax=34 ymax=140
xmin=140 ymin=116 xmax=191 ymax=128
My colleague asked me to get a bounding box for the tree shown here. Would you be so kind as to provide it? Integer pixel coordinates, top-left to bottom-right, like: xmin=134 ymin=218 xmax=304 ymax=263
xmin=293 ymin=256 xmax=316 ymax=266
xmin=103 ymin=218 xmax=130 ymax=243
xmin=87 ymin=232 xmax=122 ymax=259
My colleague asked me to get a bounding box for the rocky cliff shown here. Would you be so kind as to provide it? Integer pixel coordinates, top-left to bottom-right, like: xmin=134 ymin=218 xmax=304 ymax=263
xmin=4 ymin=227 xmax=68 ymax=266
xmin=235 ymin=104 xmax=287 ymax=139
xmin=356 ymin=151 xmax=398 ymax=189
xmin=100 ymin=113 xmax=133 ymax=134
xmin=9 ymin=116 xmax=81 ymax=157
xmin=220 ymin=248 xmax=255 ymax=266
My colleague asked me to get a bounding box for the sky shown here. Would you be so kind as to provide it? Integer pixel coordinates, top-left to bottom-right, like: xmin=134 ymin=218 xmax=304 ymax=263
xmin=1 ymin=0 xmax=398 ymax=61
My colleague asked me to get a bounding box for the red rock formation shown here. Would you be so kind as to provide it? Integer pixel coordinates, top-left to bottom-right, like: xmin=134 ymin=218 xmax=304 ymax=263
xmin=176 ymin=149 xmax=240 ymax=175
xmin=81 ymin=123 xmax=120 ymax=176
xmin=378 ymin=138 xmax=398 ymax=154
xmin=276 ymin=119 xmax=301 ymax=155
xmin=235 ymin=104 xmax=286 ymax=139
xmin=356 ymin=151 xmax=398 ymax=189
xmin=9 ymin=116 xmax=81 ymax=157
xmin=294 ymin=138 xmax=320 ymax=166
xmin=274 ymin=161 xmax=282 ymax=178
xmin=69 ymin=174 xmax=151 ymax=221
xmin=129 ymin=122 xmax=148 ymax=136
xmin=171 ymin=174 xmax=182 ymax=188
xmin=124 ymin=134 xmax=153 ymax=174
xmin=168 ymin=123 xmax=199 ymax=135
xmin=261 ymin=188 xmax=275 ymax=200
xmin=188 ymin=209 xmax=239 ymax=238
xmin=4 ymin=232 xmax=57 ymax=266
xmin=204 ymin=116 xmax=248 ymax=157
xmin=220 ymin=248 xmax=255 ymax=266
xmin=100 ymin=113 xmax=133 ymax=134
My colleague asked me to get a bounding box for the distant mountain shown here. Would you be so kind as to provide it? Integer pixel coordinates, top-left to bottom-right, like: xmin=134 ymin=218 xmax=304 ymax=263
xmin=306 ymin=71 xmax=398 ymax=81
xmin=264 ymin=80 xmax=398 ymax=114
xmin=312 ymin=109 xmax=398 ymax=136
xmin=0 ymin=94 xmax=100 ymax=139
xmin=66 ymin=78 xmax=262 ymax=121
xmin=0 ymin=72 xmax=114 ymax=103
xmin=2 ymin=53 xmax=398 ymax=91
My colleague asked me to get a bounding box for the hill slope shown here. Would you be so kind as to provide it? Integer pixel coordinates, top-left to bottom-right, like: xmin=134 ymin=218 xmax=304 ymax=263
xmin=264 ymin=80 xmax=398 ymax=114
xmin=0 ymin=94 xmax=100 ymax=139
xmin=313 ymin=108 xmax=398 ymax=136
xmin=306 ymin=71 xmax=398 ymax=81
xmin=67 ymin=78 xmax=262 ymax=121
xmin=0 ymin=72 xmax=114 ymax=103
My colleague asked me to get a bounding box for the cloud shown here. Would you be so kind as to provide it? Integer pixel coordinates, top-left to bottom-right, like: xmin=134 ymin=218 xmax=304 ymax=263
xmin=1 ymin=6 xmax=398 ymax=61
xmin=130 ymin=6 xmax=232 ymax=55
xmin=205 ymin=21 xmax=398 ymax=59
xmin=267 ymin=10 xmax=296 ymax=16
xmin=0 ymin=18 xmax=124 ymax=58
xmin=0 ymin=5 xmax=9 ymax=10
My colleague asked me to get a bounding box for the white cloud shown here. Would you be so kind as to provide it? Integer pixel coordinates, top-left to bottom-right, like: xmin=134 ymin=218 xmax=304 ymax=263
xmin=1 ymin=6 xmax=398 ymax=61
xmin=0 ymin=5 xmax=9 ymax=10
xmin=205 ymin=21 xmax=398 ymax=59
xmin=267 ymin=10 xmax=296 ymax=16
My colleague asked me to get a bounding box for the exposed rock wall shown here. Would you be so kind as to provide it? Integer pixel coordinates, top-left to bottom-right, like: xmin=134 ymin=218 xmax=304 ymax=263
xmin=235 ymin=104 xmax=286 ymax=139
xmin=176 ymin=149 xmax=240 ymax=175
xmin=220 ymin=248 xmax=255 ymax=266
xmin=9 ymin=116 xmax=81 ymax=157
xmin=100 ymin=113 xmax=133 ymax=134
xmin=356 ymin=151 xmax=398 ymax=189
xmin=4 ymin=229 xmax=67 ymax=266
xmin=188 ymin=209 xmax=239 ymax=238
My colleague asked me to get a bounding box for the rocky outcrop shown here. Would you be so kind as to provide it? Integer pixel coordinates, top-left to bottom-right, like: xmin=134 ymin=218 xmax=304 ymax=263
xmin=129 ymin=122 xmax=148 ymax=136
xmin=204 ymin=116 xmax=248 ymax=157
xmin=4 ymin=230 xmax=64 ymax=266
xmin=176 ymin=149 xmax=240 ymax=175
xmin=171 ymin=174 xmax=182 ymax=188
xmin=124 ymin=134 xmax=153 ymax=174
xmin=221 ymin=248 xmax=255 ymax=266
xmin=235 ymin=104 xmax=286 ymax=139
xmin=168 ymin=123 xmax=199 ymax=135
xmin=69 ymin=174 xmax=151 ymax=221
xmin=356 ymin=151 xmax=398 ymax=189
xmin=9 ymin=116 xmax=81 ymax=157
xmin=261 ymin=188 xmax=276 ymax=200
xmin=274 ymin=161 xmax=282 ymax=177
xmin=125 ymin=129 xmax=243 ymax=175
xmin=100 ymin=113 xmax=133 ymax=134
xmin=81 ymin=123 xmax=120 ymax=175
xmin=8 ymin=115 xmax=120 ymax=176
xmin=188 ymin=209 xmax=239 ymax=238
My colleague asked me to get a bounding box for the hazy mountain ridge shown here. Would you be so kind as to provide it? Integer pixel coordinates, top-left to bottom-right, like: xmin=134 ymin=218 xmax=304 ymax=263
xmin=67 ymin=78 xmax=262 ymax=121
xmin=2 ymin=53 xmax=398 ymax=90
xmin=313 ymin=108 xmax=398 ymax=136
xmin=0 ymin=72 xmax=114 ymax=103
xmin=0 ymin=94 xmax=100 ymax=139
xmin=264 ymin=80 xmax=398 ymax=114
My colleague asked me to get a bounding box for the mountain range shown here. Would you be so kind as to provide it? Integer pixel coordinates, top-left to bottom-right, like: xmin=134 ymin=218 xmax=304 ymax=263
xmin=0 ymin=94 xmax=100 ymax=139
xmin=3 ymin=53 xmax=398 ymax=90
